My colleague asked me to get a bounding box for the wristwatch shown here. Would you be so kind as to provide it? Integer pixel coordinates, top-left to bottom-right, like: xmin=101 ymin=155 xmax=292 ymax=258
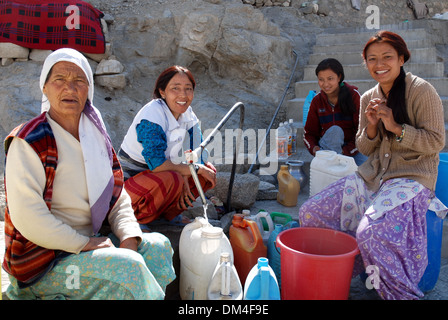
xmin=194 ymin=164 xmax=200 ymax=174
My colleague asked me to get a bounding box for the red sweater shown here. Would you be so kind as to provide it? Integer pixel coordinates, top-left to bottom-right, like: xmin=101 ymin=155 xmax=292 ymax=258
xmin=303 ymin=82 xmax=361 ymax=157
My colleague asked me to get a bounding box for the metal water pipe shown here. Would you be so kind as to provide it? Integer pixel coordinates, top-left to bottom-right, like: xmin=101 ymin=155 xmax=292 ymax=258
xmin=248 ymin=49 xmax=299 ymax=173
xmin=187 ymin=102 xmax=245 ymax=213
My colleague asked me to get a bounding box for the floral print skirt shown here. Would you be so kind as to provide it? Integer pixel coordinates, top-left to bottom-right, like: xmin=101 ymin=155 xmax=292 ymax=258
xmin=299 ymin=173 xmax=447 ymax=300
xmin=6 ymin=232 xmax=176 ymax=300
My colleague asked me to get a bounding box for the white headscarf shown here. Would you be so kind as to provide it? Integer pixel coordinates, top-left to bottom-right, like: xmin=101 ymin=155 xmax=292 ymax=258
xmin=40 ymin=48 xmax=115 ymax=233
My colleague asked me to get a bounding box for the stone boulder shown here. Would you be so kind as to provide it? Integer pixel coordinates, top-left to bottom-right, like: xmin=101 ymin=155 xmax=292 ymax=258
xmin=95 ymin=57 xmax=124 ymax=75
xmin=94 ymin=57 xmax=126 ymax=90
xmin=207 ymin=171 xmax=260 ymax=209
xmin=94 ymin=73 xmax=126 ymax=90
xmin=0 ymin=43 xmax=29 ymax=59
xmin=179 ymin=4 xmax=293 ymax=102
xmin=29 ymin=49 xmax=52 ymax=62
xmin=183 ymin=198 xmax=219 ymax=220
xmin=256 ymin=180 xmax=278 ymax=200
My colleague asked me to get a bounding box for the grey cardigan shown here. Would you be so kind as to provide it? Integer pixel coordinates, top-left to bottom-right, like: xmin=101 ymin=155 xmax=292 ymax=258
xmin=356 ymin=72 xmax=445 ymax=192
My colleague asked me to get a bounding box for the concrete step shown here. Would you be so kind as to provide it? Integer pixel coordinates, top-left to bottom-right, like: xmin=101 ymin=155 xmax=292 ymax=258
xmin=312 ymin=38 xmax=432 ymax=56
xmin=315 ymin=28 xmax=429 ymax=46
xmin=313 ymin=39 xmax=433 ymax=55
xmin=308 ymin=47 xmax=438 ymax=65
xmin=303 ymin=62 xmax=445 ymax=81
xmin=292 ymin=23 xmax=447 ymax=154
xmin=319 ymin=21 xmax=440 ymax=35
xmin=294 ymin=78 xmax=448 ymax=98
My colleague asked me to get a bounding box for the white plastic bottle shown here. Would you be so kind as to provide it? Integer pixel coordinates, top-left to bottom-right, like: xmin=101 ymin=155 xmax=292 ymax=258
xmin=241 ymin=210 xmax=274 ymax=246
xmin=254 ymin=211 xmax=274 ymax=246
xmin=241 ymin=209 xmax=251 ymax=219
xmin=207 ymin=252 xmax=243 ymax=300
xmin=289 ymin=119 xmax=297 ymax=155
xmin=276 ymin=123 xmax=288 ymax=161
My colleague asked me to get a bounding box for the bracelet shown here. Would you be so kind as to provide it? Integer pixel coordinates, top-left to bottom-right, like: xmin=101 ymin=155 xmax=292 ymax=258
xmin=395 ymin=124 xmax=406 ymax=142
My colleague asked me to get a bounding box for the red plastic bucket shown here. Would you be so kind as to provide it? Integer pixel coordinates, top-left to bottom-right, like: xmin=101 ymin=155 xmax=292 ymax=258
xmin=276 ymin=227 xmax=359 ymax=300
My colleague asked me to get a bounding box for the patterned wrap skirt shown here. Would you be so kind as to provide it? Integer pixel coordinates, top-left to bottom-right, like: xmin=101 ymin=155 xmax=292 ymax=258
xmin=6 ymin=232 xmax=176 ymax=300
xmin=124 ymin=170 xmax=212 ymax=225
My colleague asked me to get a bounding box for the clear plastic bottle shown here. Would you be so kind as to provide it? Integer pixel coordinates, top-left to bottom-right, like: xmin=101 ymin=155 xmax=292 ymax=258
xmin=288 ymin=119 xmax=297 ymax=155
xmin=276 ymin=123 xmax=288 ymax=161
xmin=207 ymin=252 xmax=243 ymax=300
xmin=284 ymin=121 xmax=292 ymax=157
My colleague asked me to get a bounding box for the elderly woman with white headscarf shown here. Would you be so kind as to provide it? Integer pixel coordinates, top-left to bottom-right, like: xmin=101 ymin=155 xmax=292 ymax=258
xmin=2 ymin=48 xmax=175 ymax=300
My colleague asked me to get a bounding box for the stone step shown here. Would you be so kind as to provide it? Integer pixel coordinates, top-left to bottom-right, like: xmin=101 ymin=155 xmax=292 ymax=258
xmin=303 ymin=62 xmax=445 ymax=81
xmin=294 ymin=78 xmax=448 ymax=98
xmin=312 ymin=38 xmax=432 ymax=55
xmin=320 ymin=21 xmax=437 ymax=34
xmin=289 ymin=23 xmax=448 ymax=168
xmin=308 ymin=47 xmax=438 ymax=65
xmin=315 ymin=28 xmax=429 ymax=46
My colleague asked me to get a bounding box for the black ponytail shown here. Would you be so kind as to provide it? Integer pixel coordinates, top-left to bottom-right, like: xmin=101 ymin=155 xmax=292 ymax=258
xmin=387 ymin=67 xmax=410 ymax=125
xmin=338 ymin=82 xmax=356 ymax=116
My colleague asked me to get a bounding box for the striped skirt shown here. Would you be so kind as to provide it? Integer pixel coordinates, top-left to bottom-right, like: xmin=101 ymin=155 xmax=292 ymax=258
xmin=124 ymin=170 xmax=212 ymax=224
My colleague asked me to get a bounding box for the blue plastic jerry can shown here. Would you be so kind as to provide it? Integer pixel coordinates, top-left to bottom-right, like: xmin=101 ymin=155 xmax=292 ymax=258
xmin=267 ymin=222 xmax=299 ymax=287
xmin=243 ymin=257 xmax=280 ymax=300
xmin=267 ymin=224 xmax=283 ymax=285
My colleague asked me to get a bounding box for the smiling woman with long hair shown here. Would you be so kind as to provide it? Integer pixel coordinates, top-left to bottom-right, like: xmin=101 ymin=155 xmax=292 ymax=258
xmin=299 ymin=31 xmax=447 ymax=300
xmin=303 ymin=58 xmax=366 ymax=165
xmin=119 ymin=66 xmax=217 ymax=228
